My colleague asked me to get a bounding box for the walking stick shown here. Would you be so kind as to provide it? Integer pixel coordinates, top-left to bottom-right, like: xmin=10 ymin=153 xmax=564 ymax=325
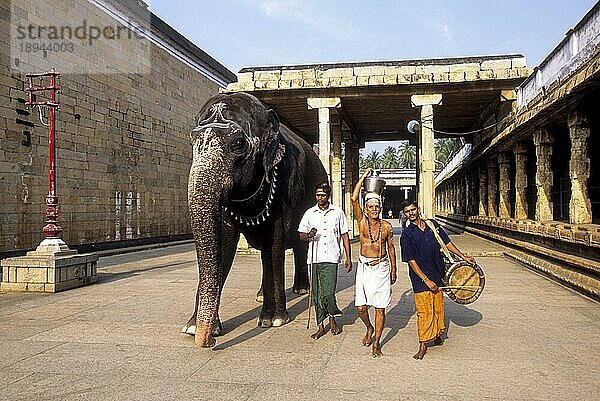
xmin=306 ymin=236 xmax=314 ymax=329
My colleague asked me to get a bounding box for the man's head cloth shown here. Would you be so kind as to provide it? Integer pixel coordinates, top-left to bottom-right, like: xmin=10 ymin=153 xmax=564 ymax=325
xmin=315 ymin=182 xmax=331 ymax=196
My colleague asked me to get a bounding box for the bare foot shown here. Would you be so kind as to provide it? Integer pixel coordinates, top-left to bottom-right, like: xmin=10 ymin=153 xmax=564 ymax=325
xmin=330 ymin=318 xmax=341 ymax=335
xmin=413 ymin=343 xmax=427 ymax=359
xmin=311 ymin=326 xmax=326 ymax=340
xmin=434 ymin=336 xmax=444 ymax=346
xmin=372 ymin=342 xmax=383 ymax=357
xmin=362 ymin=326 xmax=374 ymax=346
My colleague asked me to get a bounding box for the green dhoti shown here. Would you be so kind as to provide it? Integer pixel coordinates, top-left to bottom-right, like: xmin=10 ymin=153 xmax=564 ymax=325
xmin=311 ymin=262 xmax=343 ymax=325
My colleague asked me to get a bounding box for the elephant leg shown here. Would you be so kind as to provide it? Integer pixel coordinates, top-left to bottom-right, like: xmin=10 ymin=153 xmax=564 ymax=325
xmin=256 ymin=284 xmax=263 ymax=303
xmin=258 ymin=247 xmax=275 ymax=328
xmin=292 ymin=241 xmax=309 ymax=295
xmin=183 ymin=226 xmax=239 ymax=337
xmin=271 ymin=225 xmax=289 ymax=327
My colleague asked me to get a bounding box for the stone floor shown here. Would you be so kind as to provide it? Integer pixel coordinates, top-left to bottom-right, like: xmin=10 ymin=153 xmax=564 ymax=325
xmin=1 ymin=229 xmax=599 ymax=400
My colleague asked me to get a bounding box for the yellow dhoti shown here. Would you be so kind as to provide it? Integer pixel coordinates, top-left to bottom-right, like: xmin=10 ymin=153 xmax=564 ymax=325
xmin=414 ymin=290 xmax=445 ymax=343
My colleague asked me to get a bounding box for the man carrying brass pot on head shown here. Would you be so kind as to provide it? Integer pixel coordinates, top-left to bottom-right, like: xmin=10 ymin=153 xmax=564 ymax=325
xmin=351 ymin=168 xmax=397 ymax=357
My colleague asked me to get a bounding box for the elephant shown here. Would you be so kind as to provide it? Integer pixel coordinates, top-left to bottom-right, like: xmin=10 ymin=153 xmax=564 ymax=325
xmin=183 ymin=92 xmax=328 ymax=347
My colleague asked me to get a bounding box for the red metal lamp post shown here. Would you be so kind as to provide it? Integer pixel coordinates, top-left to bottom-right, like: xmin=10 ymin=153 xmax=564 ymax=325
xmin=25 ymin=69 xmax=62 ymax=239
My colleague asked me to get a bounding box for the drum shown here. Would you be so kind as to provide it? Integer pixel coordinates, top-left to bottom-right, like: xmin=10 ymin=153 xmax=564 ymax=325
xmin=443 ymin=260 xmax=485 ymax=305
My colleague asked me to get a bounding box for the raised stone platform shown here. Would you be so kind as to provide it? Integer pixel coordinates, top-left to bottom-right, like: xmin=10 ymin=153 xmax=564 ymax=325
xmin=1 ymin=238 xmax=98 ymax=292
xmin=437 ymin=214 xmax=600 ymax=301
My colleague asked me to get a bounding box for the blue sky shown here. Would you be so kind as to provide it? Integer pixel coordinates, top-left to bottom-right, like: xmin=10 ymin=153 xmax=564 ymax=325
xmin=148 ymin=0 xmax=597 ymax=153
xmin=149 ymin=0 xmax=596 ymax=72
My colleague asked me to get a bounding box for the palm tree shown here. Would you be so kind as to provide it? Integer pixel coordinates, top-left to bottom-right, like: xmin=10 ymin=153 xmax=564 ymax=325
xmin=359 ymin=152 xmax=367 ymax=170
xmin=364 ymin=150 xmax=382 ymax=169
xmin=435 ymin=138 xmax=463 ymax=169
xmin=397 ymin=141 xmax=416 ymax=169
xmin=382 ymin=146 xmax=399 ymax=169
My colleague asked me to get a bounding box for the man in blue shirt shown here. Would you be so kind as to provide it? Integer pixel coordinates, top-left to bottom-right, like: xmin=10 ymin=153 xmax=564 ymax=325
xmin=400 ymin=200 xmax=475 ymax=359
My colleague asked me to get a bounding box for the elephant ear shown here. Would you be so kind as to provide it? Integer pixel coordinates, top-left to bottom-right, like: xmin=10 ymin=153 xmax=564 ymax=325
xmin=263 ymin=109 xmax=286 ymax=182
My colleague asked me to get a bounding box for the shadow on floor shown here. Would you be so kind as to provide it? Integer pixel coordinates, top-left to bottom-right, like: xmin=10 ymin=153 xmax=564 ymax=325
xmin=96 ymin=260 xmax=191 ymax=284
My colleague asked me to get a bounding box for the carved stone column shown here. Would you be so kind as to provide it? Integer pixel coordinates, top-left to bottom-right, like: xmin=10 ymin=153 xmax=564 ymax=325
xmin=344 ymin=142 xmax=359 ymax=238
xmin=307 ymin=97 xmax=341 ymax=180
xmin=479 ymin=164 xmax=488 ymax=216
xmin=465 ymin=173 xmax=472 ymax=215
xmin=513 ymin=143 xmax=528 ymax=220
xmin=331 ymin=122 xmax=342 ymax=208
xmin=411 ymin=94 xmax=442 ymax=219
xmin=498 ymin=152 xmax=511 ymax=218
xmin=533 ymin=129 xmax=554 ymax=222
xmin=451 ymin=182 xmax=456 ymax=214
xmin=459 ymin=177 xmax=466 ymax=214
xmin=568 ymin=110 xmax=592 ymax=224
xmin=487 ymin=158 xmax=498 ymax=218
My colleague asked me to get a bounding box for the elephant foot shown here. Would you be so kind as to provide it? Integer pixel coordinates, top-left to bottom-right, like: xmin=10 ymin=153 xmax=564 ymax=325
xmin=257 ymin=311 xmax=273 ymax=328
xmin=182 ymin=323 xmax=196 ymax=336
xmin=292 ymin=286 xmax=309 ymax=295
xmin=182 ymin=318 xmax=222 ymax=337
xmin=271 ymin=310 xmax=290 ymax=327
xmin=182 ymin=314 xmax=196 ymax=336
xmin=211 ymin=319 xmax=223 ymax=336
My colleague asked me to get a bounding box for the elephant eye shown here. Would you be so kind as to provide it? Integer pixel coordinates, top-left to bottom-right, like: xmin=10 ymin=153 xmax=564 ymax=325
xmin=229 ymin=136 xmax=249 ymax=154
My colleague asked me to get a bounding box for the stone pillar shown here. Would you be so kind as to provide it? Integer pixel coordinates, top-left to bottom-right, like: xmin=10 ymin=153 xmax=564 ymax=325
xmin=513 ymin=143 xmax=528 ymax=220
xmin=465 ymin=173 xmax=472 ymax=215
xmin=487 ymin=158 xmax=498 ymax=218
xmin=461 ymin=173 xmax=470 ymax=216
xmin=498 ymin=152 xmax=511 ymax=218
xmin=307 ymin=97 xmax=341 ymax=181
xmin=344 ymin=141 xmax=359 ymax=239
xmin=450 ymin=181 xmax=455 ymax=214
xmin=442 ymin=186 xmax=447 ymax=213
xmin=479 ymin=164 xmax=488 ymax=216
xmin=568 ymin=110 xmax=592 ymax=224
xmin=411 ymin=94 xmax=442 ymax=219
xmin=318 ymin=108 xmax=331 ymax=176
xmin=331 ymin=122 xmax=342 ymax=208
xmin=461 ymin=175 xmax=467 ymax=214
xmin=533 ymin=129 xmax=554 ymax=222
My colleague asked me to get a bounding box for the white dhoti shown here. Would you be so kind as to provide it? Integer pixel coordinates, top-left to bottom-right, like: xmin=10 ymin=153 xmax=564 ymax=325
xmin=355 ymin=255 xmax=391 ymax=308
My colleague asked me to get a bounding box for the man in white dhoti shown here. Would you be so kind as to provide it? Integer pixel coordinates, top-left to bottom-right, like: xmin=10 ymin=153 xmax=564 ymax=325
xmin=351 ymin=168 xmax=397 ymax=357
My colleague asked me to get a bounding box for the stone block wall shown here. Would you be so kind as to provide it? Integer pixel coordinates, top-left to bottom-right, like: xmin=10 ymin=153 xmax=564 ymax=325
xmin=0 ymin=0 xmax=232 ymax=254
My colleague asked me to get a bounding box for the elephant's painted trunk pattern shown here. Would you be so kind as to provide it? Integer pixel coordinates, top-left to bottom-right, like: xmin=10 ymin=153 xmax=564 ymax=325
xmin=188 ymin=139 xmax=228 ymax=347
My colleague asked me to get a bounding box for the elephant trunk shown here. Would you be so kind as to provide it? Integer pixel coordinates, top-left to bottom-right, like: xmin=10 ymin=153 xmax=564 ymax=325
xmin=188 ymin=152 xmax=228 ymax=347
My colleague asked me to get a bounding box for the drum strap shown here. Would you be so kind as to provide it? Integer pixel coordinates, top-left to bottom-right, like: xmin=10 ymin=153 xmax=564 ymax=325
xmin=425 ymin=219 xmax=454 ymax=262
